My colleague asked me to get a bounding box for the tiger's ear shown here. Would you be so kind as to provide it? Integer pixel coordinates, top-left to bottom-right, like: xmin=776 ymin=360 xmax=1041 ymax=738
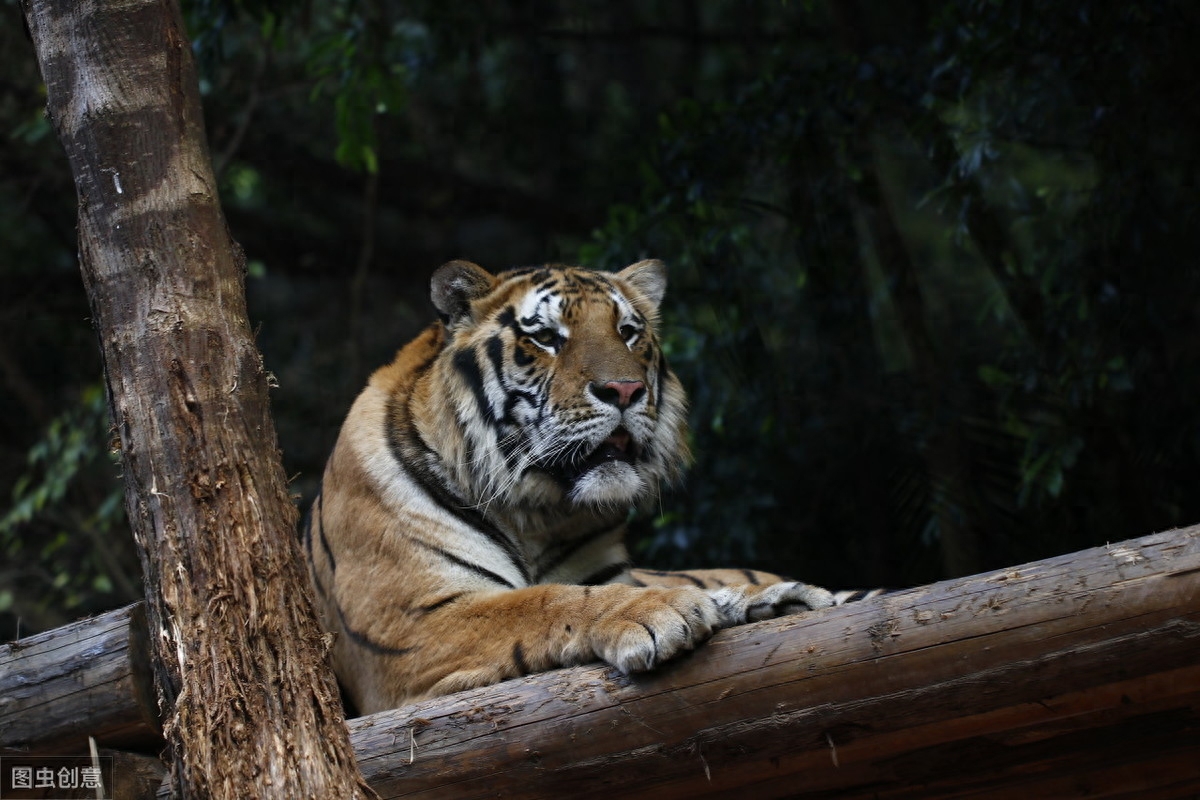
xmin=431 ymin=260 xmax=496 ymax=322
xmin=616 ymin=259 xmax=667 ymax=310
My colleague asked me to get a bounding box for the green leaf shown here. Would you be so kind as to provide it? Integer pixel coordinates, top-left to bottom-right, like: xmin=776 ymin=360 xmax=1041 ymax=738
xmin=978 ymin=364 xmax=1013 ymax=387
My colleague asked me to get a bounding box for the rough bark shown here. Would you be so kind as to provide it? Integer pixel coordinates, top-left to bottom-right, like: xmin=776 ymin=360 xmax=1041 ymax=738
xmin=19 ymin=0 xmax=373 ymax=796
xmin=5 ymin=526 xmax=1198 ymax=797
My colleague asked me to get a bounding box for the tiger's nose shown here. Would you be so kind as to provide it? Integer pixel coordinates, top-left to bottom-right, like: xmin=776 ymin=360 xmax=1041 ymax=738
xmin=590 ymin=380 xmax=646 ymax=409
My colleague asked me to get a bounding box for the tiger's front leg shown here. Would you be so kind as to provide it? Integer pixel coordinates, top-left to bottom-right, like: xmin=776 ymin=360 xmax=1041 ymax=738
xmin=629 ymin=567 xmax=839 ymax=625
xmin=344 ymin=582 xmax=724 ymax=713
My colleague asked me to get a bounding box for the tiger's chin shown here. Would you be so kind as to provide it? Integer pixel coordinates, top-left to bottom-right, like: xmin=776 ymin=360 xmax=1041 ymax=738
xmin=547 ymin=427 xmax=653 ymax=508
xmin=566 ymin=462 xmax=648 ymax=507
xmin=506 ymin=461 xmax=649 ymax=510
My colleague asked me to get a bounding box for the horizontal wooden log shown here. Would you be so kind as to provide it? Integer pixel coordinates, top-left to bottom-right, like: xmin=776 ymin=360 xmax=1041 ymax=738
xmin=6 ymin=525 xmax=1200 ymax=798
xmin=0 ymin=603 xmax=160 ymax=753
xmin=345 ymin=524 xmax=1200 ymax=798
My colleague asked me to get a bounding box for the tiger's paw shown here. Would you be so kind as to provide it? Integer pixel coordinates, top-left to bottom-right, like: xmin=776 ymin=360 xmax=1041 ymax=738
xmin=708 ymin=582 xmax=836 ymax=625
xmin=591 ymin=586 xmax=722 ymax=673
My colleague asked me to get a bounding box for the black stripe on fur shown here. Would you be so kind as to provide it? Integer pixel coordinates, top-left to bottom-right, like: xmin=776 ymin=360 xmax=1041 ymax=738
xmin=412 ymin=538 xmax=518 ymax=589
xmin=384 ymin=385 xmax=533 ymax=586
xmin=315 ymin=491 xmax=336 ymax=574
xmin=637 ymin=569 xmax=706 ymax=588
xmin=580 ymin=560 xmax=632 ymax=586
xmin=453 ymin=348 xmax=499 ymax=425
xmin=512 ymin=641 xmax=531 ymax=676
xmin=535 ymin=522 xmax=622 ymax=580
xmin=335 ymin=602 xmax=415 ymax=656
xmin=416 ymin=594 xmax=463 ymax=614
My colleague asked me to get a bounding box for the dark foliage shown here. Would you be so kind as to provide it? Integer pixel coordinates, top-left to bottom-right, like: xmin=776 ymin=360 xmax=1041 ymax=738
xmin=3 ymin=0 xmax=1198 ymax=631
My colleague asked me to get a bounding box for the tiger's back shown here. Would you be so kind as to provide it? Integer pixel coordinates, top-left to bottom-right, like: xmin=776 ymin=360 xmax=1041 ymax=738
xmin=305 ymin=260 xmax=874 ymax=714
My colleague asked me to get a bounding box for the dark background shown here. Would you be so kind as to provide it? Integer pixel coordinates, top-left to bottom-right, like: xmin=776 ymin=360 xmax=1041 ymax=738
xmin=3 ymin=0 xmax=1198 ymax=634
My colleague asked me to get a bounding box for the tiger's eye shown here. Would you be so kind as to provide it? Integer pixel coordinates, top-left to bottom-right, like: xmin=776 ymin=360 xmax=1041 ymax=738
xmin=619 ymin=324 xmax=638 ymax=341
xmin=531 ymin=328 xmax=559 ymax=347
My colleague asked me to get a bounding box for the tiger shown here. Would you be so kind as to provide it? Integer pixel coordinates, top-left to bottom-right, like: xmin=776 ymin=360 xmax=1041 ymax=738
xmin=303 ymin=258 xmax=878 ymax=715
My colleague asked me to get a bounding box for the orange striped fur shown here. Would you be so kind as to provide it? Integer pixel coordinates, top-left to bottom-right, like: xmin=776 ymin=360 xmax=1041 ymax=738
xmin=304 ymin=260 xmax=879 ymax=714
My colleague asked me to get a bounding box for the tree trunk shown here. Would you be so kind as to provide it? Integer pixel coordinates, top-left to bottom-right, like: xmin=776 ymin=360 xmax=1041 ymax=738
xmin=853 ymin=131 xmax=983 ymax=577
xmin=19 ymin=0 xmax=374 ymax=796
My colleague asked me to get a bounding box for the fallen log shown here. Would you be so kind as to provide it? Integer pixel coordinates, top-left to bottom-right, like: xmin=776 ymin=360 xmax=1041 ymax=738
xmin=0 ymin=603 xmax=159 ymax=754
xmin=4 ymin=525 xmax=1200 ymax=798
xmin=346 ymin=524 xmax=1200 ymax=798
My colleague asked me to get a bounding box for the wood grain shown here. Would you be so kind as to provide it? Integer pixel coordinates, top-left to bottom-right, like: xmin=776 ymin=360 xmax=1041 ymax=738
xmin=0 ymin=604 xmax=157 ymax=753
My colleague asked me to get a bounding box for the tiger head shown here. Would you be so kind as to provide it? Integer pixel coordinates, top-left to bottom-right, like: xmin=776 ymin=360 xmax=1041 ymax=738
xmin=429 ymin=259 xmax=689 ymax=512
